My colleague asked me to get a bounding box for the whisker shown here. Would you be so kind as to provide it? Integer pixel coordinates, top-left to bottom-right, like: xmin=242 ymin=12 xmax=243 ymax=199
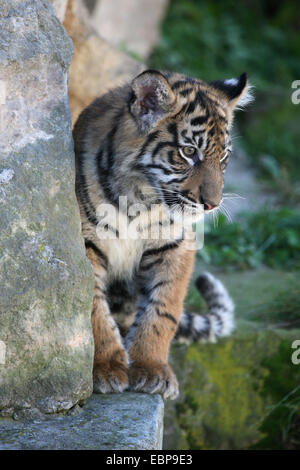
xmin=212 ymin=209 xmax=217 ymax=229
xmin=223 ymin=192 xmax=245 ymax=200
xmin=214 ymin=207 xmax=222 ymax=228
xmin=219 ymin=202 xmax=233 ymax=223
xmin=230 ymin=133 xmax=241 ymax=143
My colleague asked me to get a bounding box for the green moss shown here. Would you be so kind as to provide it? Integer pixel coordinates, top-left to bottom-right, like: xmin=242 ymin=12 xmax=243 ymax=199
xmin=166 ymin=331 xmax=300 ymax=449
xmin=250 ymin=340 xmax=300 ymax=449
xmin=38 ymin=243 xmax=45 ymax=252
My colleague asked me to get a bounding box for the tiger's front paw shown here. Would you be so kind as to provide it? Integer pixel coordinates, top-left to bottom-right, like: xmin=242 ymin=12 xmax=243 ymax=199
xmin=129 ymin=362 xmax=179 ymax=400
xmin=93 ymin=350 xmax=129 ymax=394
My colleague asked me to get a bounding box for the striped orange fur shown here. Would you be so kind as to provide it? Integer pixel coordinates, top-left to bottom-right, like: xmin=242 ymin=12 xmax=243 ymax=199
xmin=73 ymin=69 xmax=252 ymax=399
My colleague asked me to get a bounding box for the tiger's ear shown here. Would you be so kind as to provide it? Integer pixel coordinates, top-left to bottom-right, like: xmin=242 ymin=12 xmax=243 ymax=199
xmin=130 ymin=70 xmax=176 ymax=132
xmin=210 ymin=73 xmax=254 ymax=111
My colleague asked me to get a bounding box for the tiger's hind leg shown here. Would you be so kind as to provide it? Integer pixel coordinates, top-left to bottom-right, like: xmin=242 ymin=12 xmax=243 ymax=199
xmin=85 ymin=241 xmax=129 ymax=393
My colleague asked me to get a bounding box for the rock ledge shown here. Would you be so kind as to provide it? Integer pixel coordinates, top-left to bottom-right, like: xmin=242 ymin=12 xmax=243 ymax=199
xmin=0 ymin=393 xmax=164 ymax=450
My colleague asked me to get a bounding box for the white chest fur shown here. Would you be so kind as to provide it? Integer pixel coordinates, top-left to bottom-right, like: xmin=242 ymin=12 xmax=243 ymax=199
xmin=89 ymin=203 xmax=195 ymax=279
xmin=100 ymin=236 xmax=144 ymax=279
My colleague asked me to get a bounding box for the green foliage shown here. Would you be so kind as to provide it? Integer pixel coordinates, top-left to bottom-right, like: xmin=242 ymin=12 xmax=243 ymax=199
xmin=151 ymin=0 xmax=300 ymax=87
xmin=250 ymin=340 xmax=300 ymax=450
xmin=198 ymin=210 xmax=300 ymax=270
xmin=150 ymin=0 xmax=300 ymax=201
xmin=241 ymin=96 xmax=300 ymax=202
xmin=174 ymin=337 xmax=268 ymax=449
xmin=170 ymin=333 xmax=300 ymax=450
xmin=248 ymin=276 xmax=300 ymax=325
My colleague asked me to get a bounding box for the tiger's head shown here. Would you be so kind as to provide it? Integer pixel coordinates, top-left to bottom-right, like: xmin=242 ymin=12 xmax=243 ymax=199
xmin=126 ymin=69 xmax=252 ymax=219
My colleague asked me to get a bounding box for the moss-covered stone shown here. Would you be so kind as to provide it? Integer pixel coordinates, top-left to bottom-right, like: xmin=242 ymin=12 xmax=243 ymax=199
xmin=164 ymin=329 xmax=300 ymax=450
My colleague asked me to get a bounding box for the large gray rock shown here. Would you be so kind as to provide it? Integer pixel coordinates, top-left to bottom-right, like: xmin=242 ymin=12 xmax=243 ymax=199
xmin=0 ymin=393 xmax=164 ymax=450
xmin=0 ymin=0 xmax=94 ymax=417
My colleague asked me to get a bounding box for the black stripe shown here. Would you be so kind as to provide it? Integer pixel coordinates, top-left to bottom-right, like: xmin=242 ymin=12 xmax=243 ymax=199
xmin=185 ymin=99 xmax=198 ymax=115
xmin=185 ymin=90 xmax=209 ymax=117
xmin=195 ymin=90 xmax=208 ymax=108
xmin=179 ymin=88 xmax=194 ymax=97
xmin=156 ymin=308 xmax=177 ymax=325
xmin=171 ymin=78 xmax=196 ymax=90
xmin=144 ymin=280 xmax=171 ymax=297
xmin=96 ymin=109 xmax=124 ymax=205
xmin=191 ymin=115 xmax=209 ymax=127
xmin=140 ymin=258 xmax=164 ymax=271
xmin=142 ymin=239 xmax=182 ymax=258
xmin=181 ymin=134 xmax=193 ymax=145
xmin=181 ymin=191 xmax=197 ymax=204
xmin=97 ymin=222 xmax=119 ymax=237
xmin=196 ymin=136 xmax=203 ymax=148
xmin=192 ymin=130 xmax=202 ymax=137
xmin=136 ymin=130 xmax=160 ymax=159
xmin=211 ymin=311 xmax=224 ymax=325
xmin=85 ymin=239 xmax=108 ymax=269
xmin=145 ymin=163 xmax=173 ymax=175
xmin=151 ymin=140 xmax=174 ymax=159
xmin=167 ymin=122 xmax=179 ymax=145
xmin=172 ymin=80 xmax=188 ymax=90
xmin=167 ymin=150 xmax=176 ymax=166
xmin=200 ymin=317 xmax=210 ymax=337
xmin=95 ymin=285 xmax=107 ymax=295
xmin=97 ymin=149 xmax=114 ymax=205
xmin=76 ymin=152 xmax=98 ymax=226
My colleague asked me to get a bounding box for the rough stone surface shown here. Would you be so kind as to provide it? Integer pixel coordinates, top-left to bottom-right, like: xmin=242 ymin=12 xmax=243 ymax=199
xmin=64 ymin=0 xmax=144 ymax=124
xmin=0 ymin=393 xmax=164 ymax=450
xmin=0 ymin=0 xmax=94 ymax=417
xmin=84 ymin=0 xmax=168 ymax=60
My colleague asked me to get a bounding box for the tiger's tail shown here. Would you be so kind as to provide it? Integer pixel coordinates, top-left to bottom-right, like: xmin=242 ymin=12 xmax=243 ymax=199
xmin=175 ymin=272 xmax=235 ymax=343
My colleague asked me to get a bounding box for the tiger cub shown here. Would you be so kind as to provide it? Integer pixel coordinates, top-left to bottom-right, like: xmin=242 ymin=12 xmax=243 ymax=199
xmin=73 ymin=69 xmax=252 ymax=399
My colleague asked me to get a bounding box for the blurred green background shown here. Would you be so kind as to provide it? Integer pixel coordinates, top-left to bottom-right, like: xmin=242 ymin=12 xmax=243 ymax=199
xmin=149 ymin=0 xmax=300 ymax=450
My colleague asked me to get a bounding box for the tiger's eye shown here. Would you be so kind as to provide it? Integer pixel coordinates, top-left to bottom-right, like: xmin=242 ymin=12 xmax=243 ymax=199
xmin=182 ymin=146 xmax=196 ymax=157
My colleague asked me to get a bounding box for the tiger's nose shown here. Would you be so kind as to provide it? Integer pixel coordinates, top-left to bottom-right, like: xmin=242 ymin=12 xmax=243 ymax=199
xmin=200 ymin=197 xmax=218 ymax=211
xmin=203 ymin=202 xmax=216 ymax=211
